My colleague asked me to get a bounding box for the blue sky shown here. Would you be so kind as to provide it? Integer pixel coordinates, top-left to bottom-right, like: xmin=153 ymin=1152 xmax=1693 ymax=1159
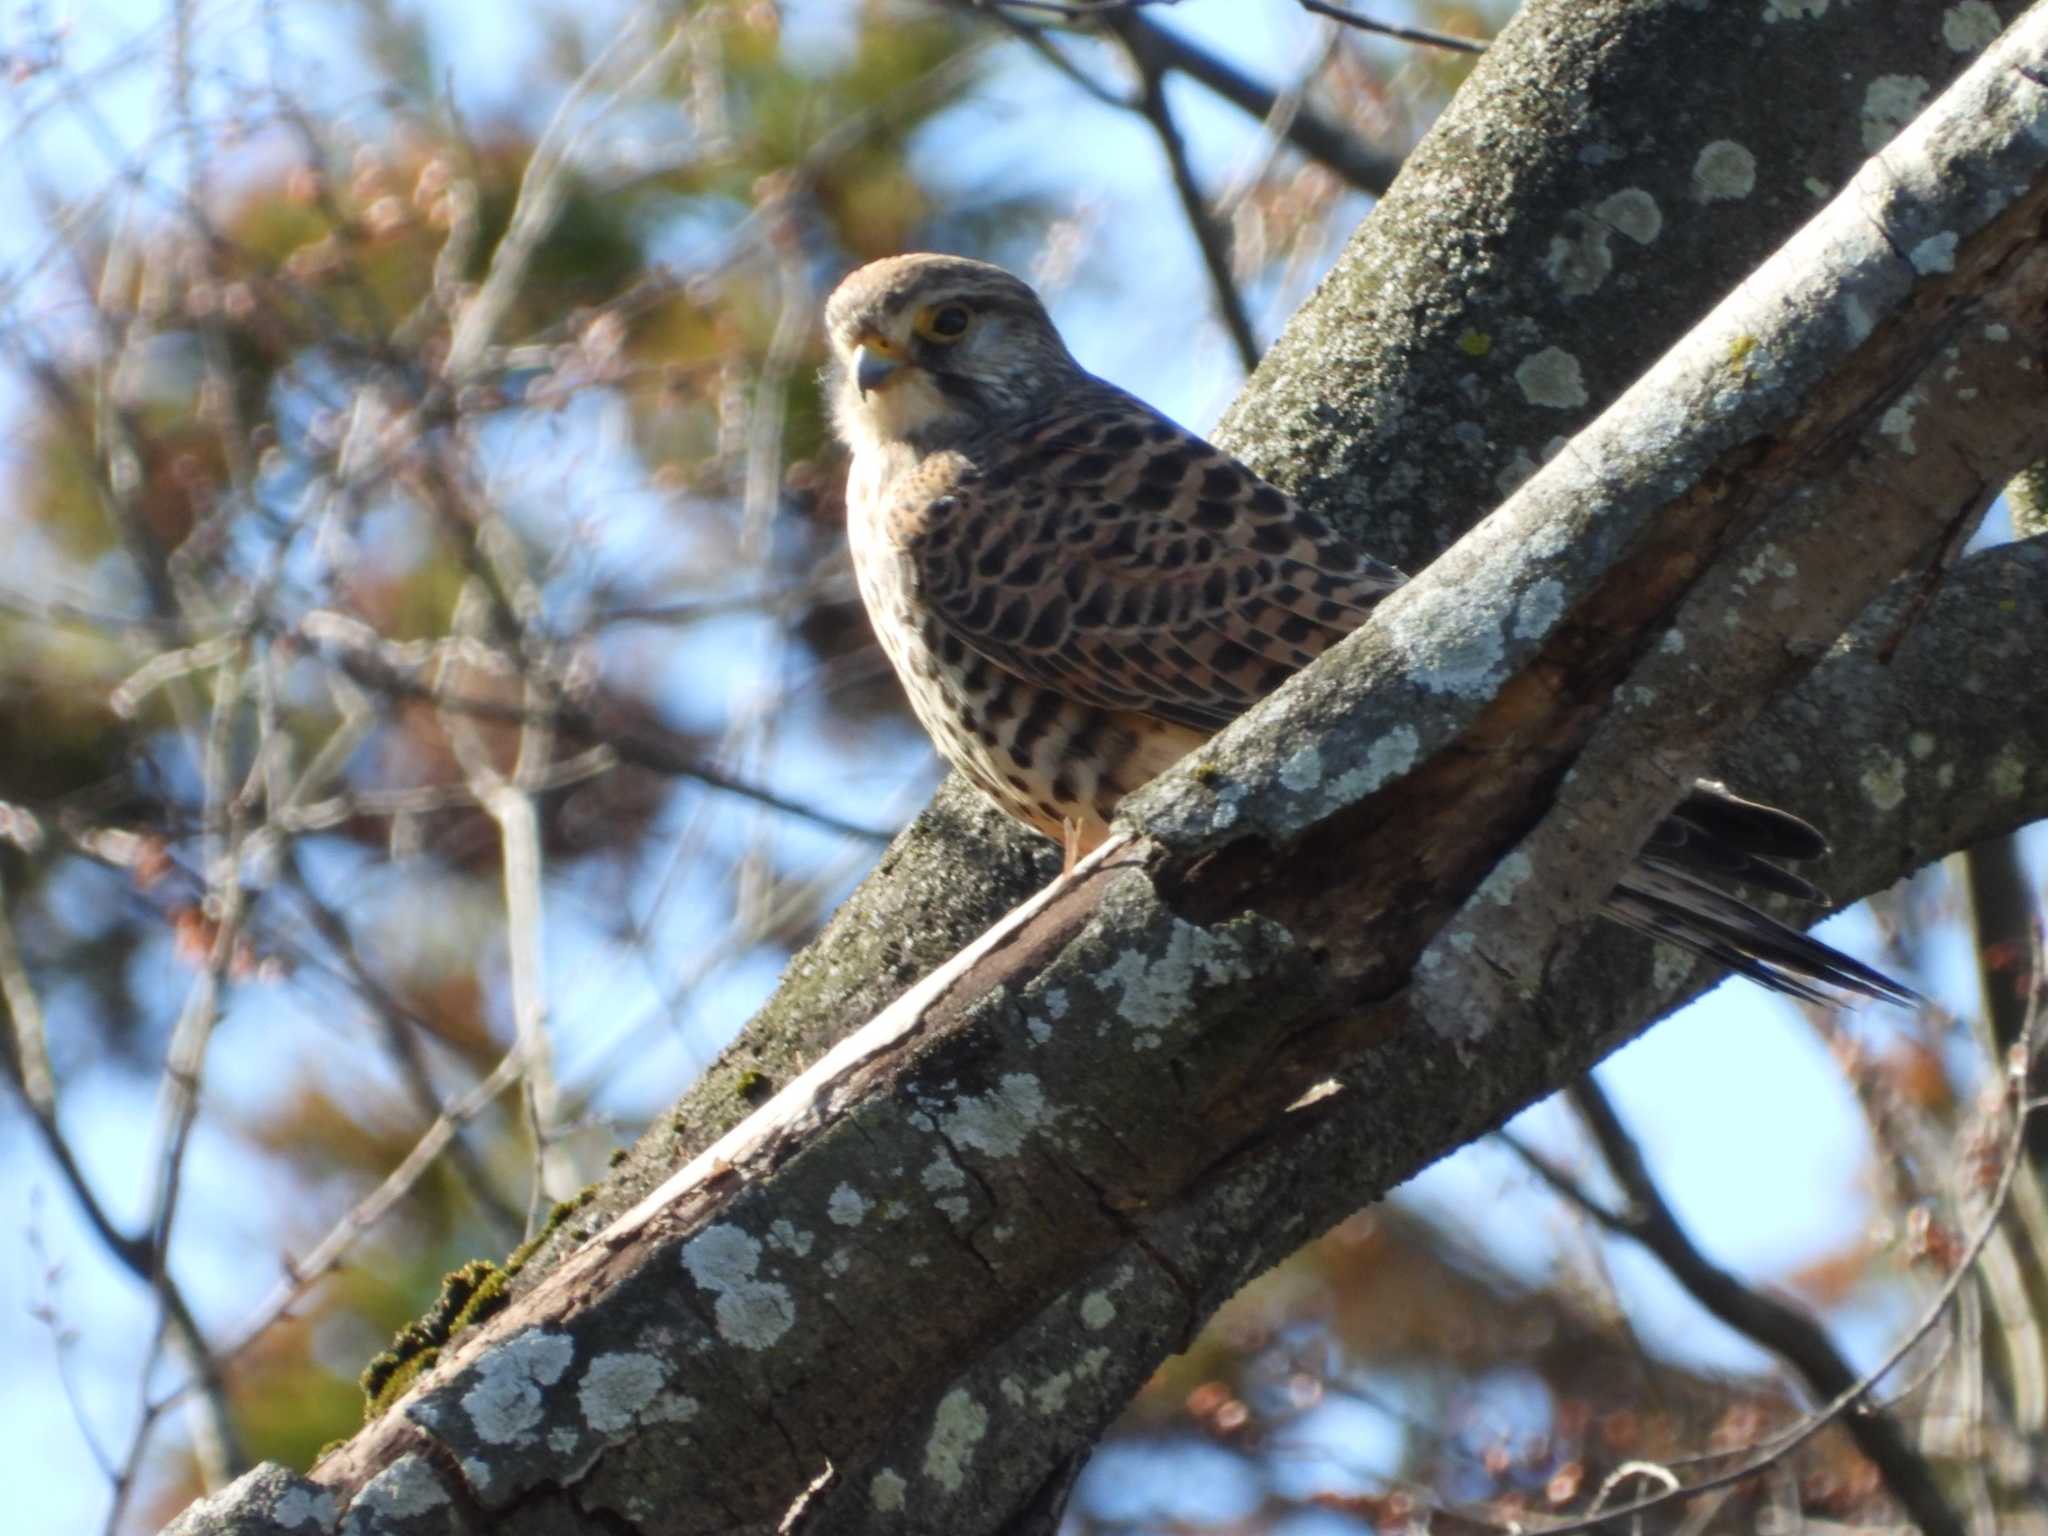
xmin=0 ymin=2 xmax=2034 ymax=1532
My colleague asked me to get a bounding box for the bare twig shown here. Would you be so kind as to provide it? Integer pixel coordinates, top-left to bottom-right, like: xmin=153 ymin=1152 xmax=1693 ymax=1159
xmin=301 ymin=614 xmax=893 ymax=842
xmin=1563 ymin=1077 xmax=1964 ymax=1536
xmin=434 ymin=591 xmax=571 ymax=1224
xmin=974 ymin=0 xmax=1179 ymax=16
xmin=1516 ymin=1014 xmax=2041 ymax=1535
xmin=209 ymin=1045 xmax=530 ymax=1368
xmin=1119 ymin=13 xmax=1400 ymax=194
xmin=1293 ymin=0 xmax=1487 ymax=54
xmin=956 ymin=0 xmax=1400 ymax=195
xmin=276 ymin=856 xmax=525 ymax=1238
xmin=0 ymin=868 xmax=57 ymax=1118
xmin=5 ymin=866 xmax=247 ymax=1528
xmin=443 ymin=11 xmax=690 ymax=377
xmin=1120 ymin=30 xmax=1259 ymax=372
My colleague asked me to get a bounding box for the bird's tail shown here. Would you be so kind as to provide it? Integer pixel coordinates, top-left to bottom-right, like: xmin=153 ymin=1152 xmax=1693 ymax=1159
xmin=1605 ymin=863 xmax=1921 ymax=1007
xmin=1600 ymin=781 xmax=1921 ymax=1006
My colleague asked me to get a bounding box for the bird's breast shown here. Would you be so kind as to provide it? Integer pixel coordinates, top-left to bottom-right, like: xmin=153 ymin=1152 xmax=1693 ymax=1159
xmin=845 ymin=452 xmax=1198 ymax=853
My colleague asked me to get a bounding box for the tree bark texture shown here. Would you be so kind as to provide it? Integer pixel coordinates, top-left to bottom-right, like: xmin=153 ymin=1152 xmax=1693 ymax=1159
xmin=579 ymin=0 xmax=2037 ymax=1255
xmin=166 ymin=3 xmax=2048 ymax=1534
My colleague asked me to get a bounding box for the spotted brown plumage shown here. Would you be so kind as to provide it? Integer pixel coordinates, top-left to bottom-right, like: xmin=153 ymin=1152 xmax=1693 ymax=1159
xmin=826 ymin=253 xmax=1914 ymax=1005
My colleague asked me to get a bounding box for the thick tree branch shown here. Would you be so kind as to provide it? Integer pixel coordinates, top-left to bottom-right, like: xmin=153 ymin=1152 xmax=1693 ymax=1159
xmin=599 ymin=0 xmax=2033 ymax=1234
xmin=869 ymin=523 xmax=2048 ymax=1536
xmin=153 ymin=16 xmax=2048 ymax=1536
xmin=1221 ymin=0 xmax=2035 ymax=574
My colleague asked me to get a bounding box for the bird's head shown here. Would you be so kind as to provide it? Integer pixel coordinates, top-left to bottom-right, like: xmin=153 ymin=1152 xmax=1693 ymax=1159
xmin=824 ymin=254 xmax=1080 ymax=457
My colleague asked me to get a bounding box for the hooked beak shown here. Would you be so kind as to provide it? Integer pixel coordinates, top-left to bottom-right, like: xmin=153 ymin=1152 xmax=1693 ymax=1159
xmin=853 ymin=338 xmax=904 ymax=398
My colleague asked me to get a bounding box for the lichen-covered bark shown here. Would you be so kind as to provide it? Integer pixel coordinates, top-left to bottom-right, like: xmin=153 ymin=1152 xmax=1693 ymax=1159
xmin=164 ymin=5 xmax=2048 ymax=1536
xmin=576 ymin=783 xmax=1061 ymax=1245
xmin=166 ymin=536 xmax=2048 ymax=1536
xmin=156 ymin=18 xmax=2048 ymax=1536
xmin=517 ymin=0 xmax=2033 ymax=1296
xmin=1221 ymin=0 xmax=2032 ymax=572
xmin=827 ymin=533 xmax=2048 ymax=1536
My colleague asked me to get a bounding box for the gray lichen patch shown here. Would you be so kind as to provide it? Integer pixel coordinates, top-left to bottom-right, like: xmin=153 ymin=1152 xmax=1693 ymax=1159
xmin=1860 ymin=750 xmax=1909 ymax=811
xmin=343 ymin=1455 xmax=448 ymax=1532
xmin=577 ymin=1350 xmax=695 ymax=1435
xmin=681 ymin=1224 xmax=797 ymax=1350
xmin=163 ymin=1465 xmax=340 ymax=1536
xmin=1512 ymin=577 xmax=1568 ymax=641
xmin=1495 ymin=448 xmax=1541 ymax=498
xmin=1990 ymin=744 xmax=2027 ymax=798
xmin=1544 ymin=214 xmax=1615 ymax=297
xmin=1096 ymin=903 xmax=1275 ymax=1050
xmin=1514 ymin=345 xmax=1590 ymax=408
xmin=1474 ymin=850 xmax=1535 ymax=906
xmin=827 ymin=1182 xmax=870 ymax=1226
xmin=922 ymin=1387 xmax=990 ymax=1492
xmin=1910 ymin=231 xmax=1959 ymax=273
xmin=870 ymin=1468 xmax=908 ymax=1512
xmin=1278 ymin=744 xmax=1325 ymax=793
xmin=275 ymin=1483 xmax=342 ymax=1533
xmin=1385 ymin=584 xmax=1509 ymax=695
xmin=1596 ymin=188 xmax=1662 ymax=244
xmin=933 ymin=1074 xmax=1050 ymax=1157
xmin=394 ymin=1325 xmax=584 ymax=1505
xmin=460 ymin=1328 xmax=576 ymax=1449
xmin=1944 ymin=1 xmax=2002 ymax=52
xmin=1878 ymin=389 xmax=1924 ymax=454
xmin=1693 ymin=141 xmax=1758 ymax=202
xmin=1863 ymin=75 xmax=1931 ymax=152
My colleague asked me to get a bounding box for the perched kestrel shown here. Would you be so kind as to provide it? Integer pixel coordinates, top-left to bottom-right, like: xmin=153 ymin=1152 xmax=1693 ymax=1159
xmin=826 ymin=253 xmax=1912 ymax=1004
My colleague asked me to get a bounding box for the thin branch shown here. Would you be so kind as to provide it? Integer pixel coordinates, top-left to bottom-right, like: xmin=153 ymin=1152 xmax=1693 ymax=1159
xmin=1118 ymin=13 xmax=1400 ymax=194
xmin=583 ymin=576 xmax=861 ymax=632
xmin=1 ymin=894 xmax=153 ymax=1279
xmin=275 ymin=857 xmax=525 ymax=1239
xmin=1211 ymin=21 xmax=1342 ymax=227
xmin=973 ymin=0 xmax=1181 ymax=16
xmin=1965 ymin=836 xmax=2048 ymax=1153
xmin=0 ymin=867 xmax=57 ymax=1119
xmin=301 ymin=616 xmax=893 ymax=843
xmin=132 ymin=651 xmax=254 ymax=1501
xmin=971 ymin=0 xmax=1402 ymax=195
xmin=207 ymin=1045 xmax=529 ymax=1369
xmin=1121 ymin=32 xmax=1259 ymax=372
xmin=978 ymin=6 xmax=1132 ymax=108
xmin=1959 ymin=836 xmax=2048 ymax=1435
xmin=436 ymin=594 xmax=571 ymax=1224
xmin=1565 ymin=1077 xmax=1965 ymax=1536
xmin=2 ymin=908 xmax=243 ymax=1536
xmin=442 ymin=11 xmax=690 ymax=377
xmin=26 ymin=1212 xmax=118 ymax=1481
xmin=1521 ymin=1024 xmax=2040 ymax=1536
xmin=1293 ymin=0 xmax=1486 ymax=54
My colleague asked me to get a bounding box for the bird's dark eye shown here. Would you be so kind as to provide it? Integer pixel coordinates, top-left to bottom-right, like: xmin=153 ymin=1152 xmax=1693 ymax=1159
xmin=916 ymin=303 xmax=972 ymax=343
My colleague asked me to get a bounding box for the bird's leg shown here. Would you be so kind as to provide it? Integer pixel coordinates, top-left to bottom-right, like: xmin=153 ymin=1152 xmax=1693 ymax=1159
xmin=1061 ymin=818 xmax=1084 ymax=877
